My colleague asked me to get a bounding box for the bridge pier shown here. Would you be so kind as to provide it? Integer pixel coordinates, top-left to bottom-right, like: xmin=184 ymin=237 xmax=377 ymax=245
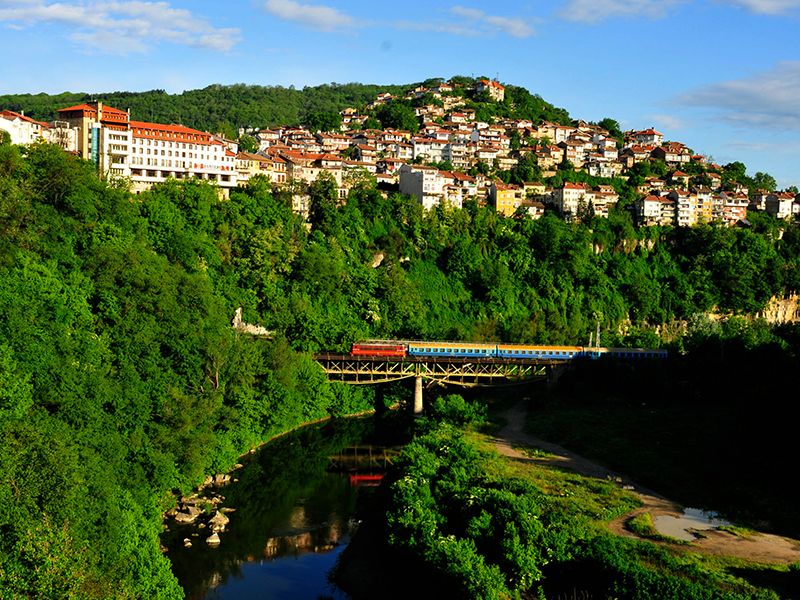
xmin=413 ymin=376 xmax=423 ymax=416
xmin=547 ymin=364 xmax=572 ymax=389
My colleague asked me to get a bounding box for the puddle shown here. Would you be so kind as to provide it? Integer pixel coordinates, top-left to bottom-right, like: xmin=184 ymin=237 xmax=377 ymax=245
xmin=652 ymin=508 xmax=731 ymax=541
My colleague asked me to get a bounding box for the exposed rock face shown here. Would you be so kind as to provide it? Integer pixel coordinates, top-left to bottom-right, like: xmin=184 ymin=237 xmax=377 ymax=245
xmin=232 ymin=307 xmax=272 ymax=336
xmin=759 ymin=294 xmax=799 ymax=324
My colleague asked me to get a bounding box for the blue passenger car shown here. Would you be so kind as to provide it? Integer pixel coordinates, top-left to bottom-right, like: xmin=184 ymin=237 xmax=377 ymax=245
xmin=497 ymin=345 xmax=584 ymax=360
xmin=407 ymin=342 xmax=497 ymax=358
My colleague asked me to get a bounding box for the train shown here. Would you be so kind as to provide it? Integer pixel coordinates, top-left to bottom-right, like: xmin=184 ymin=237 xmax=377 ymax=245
xmin=350 ymin=341 xmax=667 ymax=360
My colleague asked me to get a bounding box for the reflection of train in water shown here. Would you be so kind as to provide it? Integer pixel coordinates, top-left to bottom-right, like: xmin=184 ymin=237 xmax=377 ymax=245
xmin=351 ymin=341 xmax=667 ymax=360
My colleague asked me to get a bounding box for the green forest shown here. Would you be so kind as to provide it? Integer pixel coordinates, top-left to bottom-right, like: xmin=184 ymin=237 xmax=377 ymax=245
xmin=1 ymin=134 xmax=800 ymax=598
xmin=0 ymin=77 xmax=571 ymax=139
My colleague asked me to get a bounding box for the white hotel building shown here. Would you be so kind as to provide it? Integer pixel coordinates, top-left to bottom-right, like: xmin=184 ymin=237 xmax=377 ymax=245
xmin=56 ymin=102 xmax=237 ymax=194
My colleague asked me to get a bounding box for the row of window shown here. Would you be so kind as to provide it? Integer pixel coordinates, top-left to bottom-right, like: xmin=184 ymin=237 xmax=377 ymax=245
xmin=134 ymin=129 xmax=206 ymax=142
xmin=132 ymin=138 xmax=222 ymax=153
xmin=410 ymin=347 xmax=664 ymax=358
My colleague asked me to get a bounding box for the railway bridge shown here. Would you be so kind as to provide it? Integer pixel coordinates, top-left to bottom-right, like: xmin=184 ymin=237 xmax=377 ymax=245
xmin=313 ymin=353 xmax=570 ymax=415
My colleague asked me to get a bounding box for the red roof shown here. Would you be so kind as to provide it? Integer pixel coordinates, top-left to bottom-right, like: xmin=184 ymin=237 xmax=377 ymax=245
xmin=634 ymin=128 xmax=663 ymax=136
xmin=0 ymin=110 xmax=50 ymax=128
xmin=57 ymin=103 xmax=96 ymax=113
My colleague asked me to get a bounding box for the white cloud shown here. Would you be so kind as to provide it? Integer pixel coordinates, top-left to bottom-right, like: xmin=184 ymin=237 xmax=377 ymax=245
xmin=0 ymin=1 xmax=241 ymax=54
xmin=713 ymin=0 xmax=800 ymax=14
xmin=644 ymin=113 xmax=689 ymax=131
xmin=557 ymin=0 xmax=686 ymax=23
xmin=450 ymin=5 xmax=484 ymax=20
xmin=673 ymin=61 xmax=800 ymax=131
xmin=484 ymin=15 xmax=535 ymax=37
xmin=261 ymin=0 xmax=356 ymax=31
xmin=394 ymin=19 xmax=482 ymax=36
xmin=723 ymin=140 xmax=800 ymax=160
xmin=397 ymin=6 xmax=535 ymax=38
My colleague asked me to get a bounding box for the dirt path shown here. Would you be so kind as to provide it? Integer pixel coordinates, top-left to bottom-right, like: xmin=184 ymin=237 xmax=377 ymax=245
xmin=494 ymin=398 xmax=800 ymax=565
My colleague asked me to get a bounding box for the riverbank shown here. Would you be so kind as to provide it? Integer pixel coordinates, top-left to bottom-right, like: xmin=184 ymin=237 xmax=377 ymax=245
xmin=496 ymin=398 xmax=800 ymax=565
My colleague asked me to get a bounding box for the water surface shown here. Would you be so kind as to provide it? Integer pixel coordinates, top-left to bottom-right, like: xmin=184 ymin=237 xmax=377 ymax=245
xmin=653 ymin=507 xmax=731 ymax=541
xmin=163 ymin=416 xmax=405 ymax=599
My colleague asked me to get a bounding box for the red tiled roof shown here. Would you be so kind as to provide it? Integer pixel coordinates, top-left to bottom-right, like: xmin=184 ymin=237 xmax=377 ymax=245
xmin=0 ymin=110 xmax=50 ymax=128
xmin=57 ymin=104 xmax=96 ymax=113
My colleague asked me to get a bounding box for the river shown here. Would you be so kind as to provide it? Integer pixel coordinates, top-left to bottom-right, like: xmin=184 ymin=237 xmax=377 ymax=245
xmin=162 ymin=413 xmax=410 ymax=599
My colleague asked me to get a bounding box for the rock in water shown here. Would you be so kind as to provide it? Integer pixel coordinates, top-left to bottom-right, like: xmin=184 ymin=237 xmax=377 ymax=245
xmin=206 ymin=532 xmax=221 ymax=546
xmin=209 ymin=510 xmax=230 ymax=532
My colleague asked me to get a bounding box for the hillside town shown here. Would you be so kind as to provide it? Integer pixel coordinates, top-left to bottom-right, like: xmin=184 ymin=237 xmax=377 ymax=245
xmin=2 ymin=78 xmax=797 ymax=228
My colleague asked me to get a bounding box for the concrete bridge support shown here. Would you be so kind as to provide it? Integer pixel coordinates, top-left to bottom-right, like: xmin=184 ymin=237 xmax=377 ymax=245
xmin=547 ymin=364 xmax=572 ymax=390
xmin=414 ymin=376 xmax=423 ymax=416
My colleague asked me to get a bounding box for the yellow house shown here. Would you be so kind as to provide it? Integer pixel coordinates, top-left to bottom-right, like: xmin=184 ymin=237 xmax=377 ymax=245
xmin=237 ymin=151 xmax=270 ymax=182
xmin=490 ymin=182 xmax=520 ymax=217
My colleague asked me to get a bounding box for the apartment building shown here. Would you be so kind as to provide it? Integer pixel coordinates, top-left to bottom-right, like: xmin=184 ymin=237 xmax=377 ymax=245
xmin=57 ymin=101 xmax=237 ymax=194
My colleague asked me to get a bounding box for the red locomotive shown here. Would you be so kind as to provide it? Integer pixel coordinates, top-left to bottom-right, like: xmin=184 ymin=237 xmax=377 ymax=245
xmin=351 ymin=342 xmax=407 ymax=357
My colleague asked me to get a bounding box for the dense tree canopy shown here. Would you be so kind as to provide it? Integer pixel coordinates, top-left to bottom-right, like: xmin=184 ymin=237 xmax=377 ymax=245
xmin=0 ymin=139 xmax=798 ymax=598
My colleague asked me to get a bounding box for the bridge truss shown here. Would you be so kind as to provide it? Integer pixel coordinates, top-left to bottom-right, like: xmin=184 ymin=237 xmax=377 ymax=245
xmin=314 ymin=354 xmax=552 ymax=387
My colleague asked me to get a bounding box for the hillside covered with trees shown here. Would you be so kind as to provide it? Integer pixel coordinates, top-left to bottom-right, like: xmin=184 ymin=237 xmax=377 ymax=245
xmin=1 ymin=133 xmax=800 ymax=597
xmin=0 ymin=77 xmax=571 ymax=142
xmin=0 ymin=82 xmax=406 ymax=138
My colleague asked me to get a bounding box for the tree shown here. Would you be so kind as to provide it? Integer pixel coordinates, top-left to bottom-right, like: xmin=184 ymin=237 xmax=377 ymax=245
xmin=374 ymin=102 xmax=419 ymax=133
xmin=1 ymin=129 xmax=11 ymax=146
xmin=723 ymin=161 xmax=747 ymax=183
xmin=435 ymin=160 xmax=454 ymax=172
xmin=577 ymin=198 xmax=595 ymax=224
xmin=363 ymin=116 xmax=382 ymax=130
xmin=597 ymin=117 xmax=623 ymax=145
xmin=305 ymin=111 xmax=342 ymax=133
xmin=238 ymin=134 xmax=259 ymax=153
xmin=215 ymin=120 xmax=237 ymax=140
xmin=308 ymin=171 xmax=340 ymax=234
xmin=752 ymin=171 xmax=777 ymax=192
xmin=342 ymin=166 xmax=376 ymax=190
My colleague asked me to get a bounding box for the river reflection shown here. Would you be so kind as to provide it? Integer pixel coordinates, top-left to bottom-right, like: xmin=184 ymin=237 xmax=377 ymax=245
xmin=163 ymin=414 xmax=409 ymax=600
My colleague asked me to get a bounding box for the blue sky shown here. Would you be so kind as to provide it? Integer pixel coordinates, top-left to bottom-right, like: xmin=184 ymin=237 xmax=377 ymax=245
xmin=1 ymin=0 xmax=798 ymax=188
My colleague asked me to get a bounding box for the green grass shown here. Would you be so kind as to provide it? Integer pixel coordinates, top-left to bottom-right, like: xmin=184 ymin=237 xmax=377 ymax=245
xmin=514 ymin=443 xmax=558 ymax=459
xmin=719 ymin=525 xmax=760 ymax=539
xmin=627 ymin=512 xmax=691 ymax=545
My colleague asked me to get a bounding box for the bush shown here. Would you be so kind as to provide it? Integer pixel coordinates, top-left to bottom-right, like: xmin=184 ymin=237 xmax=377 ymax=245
xmin=429 ymin=394 xmax=487 ymax=426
